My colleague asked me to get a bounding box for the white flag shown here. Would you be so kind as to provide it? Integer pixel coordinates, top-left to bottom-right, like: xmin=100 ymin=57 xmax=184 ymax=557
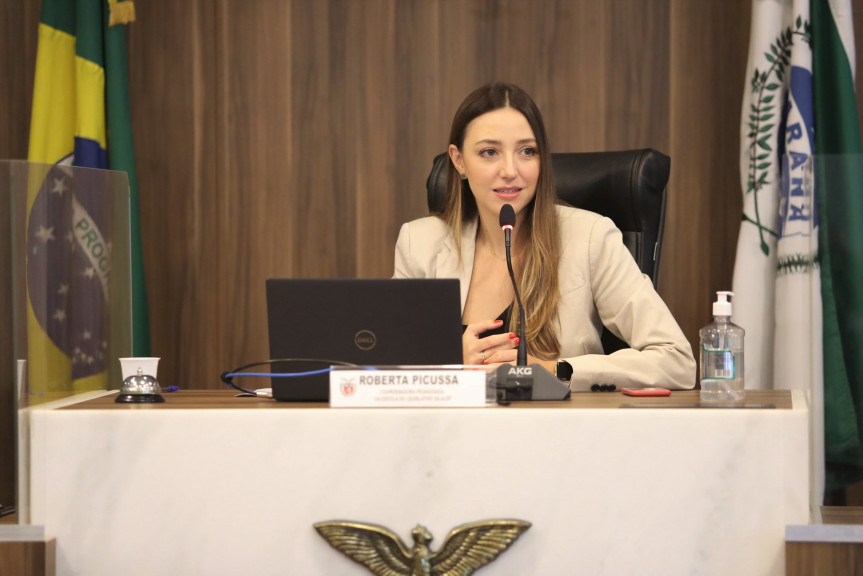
xmin=733 ymin=0 xmax=823 ymax=507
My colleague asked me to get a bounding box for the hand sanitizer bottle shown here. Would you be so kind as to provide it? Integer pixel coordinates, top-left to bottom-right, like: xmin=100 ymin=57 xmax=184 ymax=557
xmin=699 ymin=291 xmax=745 ymax=401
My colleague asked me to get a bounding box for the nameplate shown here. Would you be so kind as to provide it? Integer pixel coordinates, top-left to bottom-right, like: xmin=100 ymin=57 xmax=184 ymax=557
xmin=329 ymin=368 xmax=488 ymax=408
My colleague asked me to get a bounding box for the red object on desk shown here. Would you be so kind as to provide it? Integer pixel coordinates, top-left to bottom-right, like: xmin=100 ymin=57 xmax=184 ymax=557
xmin=621 ymin=387 xmax=671 ymax=397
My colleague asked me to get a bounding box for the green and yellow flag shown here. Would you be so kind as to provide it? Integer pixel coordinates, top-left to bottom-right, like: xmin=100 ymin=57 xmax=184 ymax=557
xmin=27 ymin=0 xmax=149 ymax=397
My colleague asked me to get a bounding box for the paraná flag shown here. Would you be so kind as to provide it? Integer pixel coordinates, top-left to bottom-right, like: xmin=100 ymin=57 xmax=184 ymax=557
xmin=734 ymin=0 xmax=863 ymax=503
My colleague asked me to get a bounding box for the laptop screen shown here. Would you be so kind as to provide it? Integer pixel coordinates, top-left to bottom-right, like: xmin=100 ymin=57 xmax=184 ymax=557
xmin=265 ymin=278 xmax=463 ymax=401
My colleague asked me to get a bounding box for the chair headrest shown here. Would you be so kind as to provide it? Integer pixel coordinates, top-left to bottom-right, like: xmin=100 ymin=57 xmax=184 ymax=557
xmin=426 ymin=149 xmax=669 ymax=224
xmin=425 ymin=148 xmax=670 ymax=285
xmin=550 ymin=150 xmax=669 ymax=235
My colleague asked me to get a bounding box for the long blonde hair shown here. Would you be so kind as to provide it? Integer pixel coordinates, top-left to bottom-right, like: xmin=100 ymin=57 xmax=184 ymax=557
xmin=440 ymin=82 xmax=562 ymax=359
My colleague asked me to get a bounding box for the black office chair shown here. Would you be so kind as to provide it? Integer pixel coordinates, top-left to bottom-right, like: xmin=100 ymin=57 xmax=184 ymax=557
xmin=425 ymin=148 xmax=670 ymax=354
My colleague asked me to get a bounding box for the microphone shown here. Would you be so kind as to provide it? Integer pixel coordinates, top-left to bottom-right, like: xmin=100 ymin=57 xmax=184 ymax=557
xmin=499 ymin=204 xmax=527 ymax=366
xmin=494 ymin=204 xmax=570 ymax=402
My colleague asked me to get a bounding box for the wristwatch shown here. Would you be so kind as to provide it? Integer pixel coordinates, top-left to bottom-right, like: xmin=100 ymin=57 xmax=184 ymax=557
xmin=555 ymin=360 xmax=573 ymax=381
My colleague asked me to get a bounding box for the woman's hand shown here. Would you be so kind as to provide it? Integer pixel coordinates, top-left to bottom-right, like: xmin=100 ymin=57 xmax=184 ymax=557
xmin=463 ymin=319 xmax=519 ymax=368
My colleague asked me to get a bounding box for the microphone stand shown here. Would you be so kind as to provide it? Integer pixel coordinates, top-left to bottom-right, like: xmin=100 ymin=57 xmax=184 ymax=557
xmin=495 ymin=205 xmax=570 ymax=402
xmin=503 ymin=225 xmax=528 ymax=366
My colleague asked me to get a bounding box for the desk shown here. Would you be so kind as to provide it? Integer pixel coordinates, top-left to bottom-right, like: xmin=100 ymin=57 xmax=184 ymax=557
xmin=25 ymin=389 xmax=808 ymax=575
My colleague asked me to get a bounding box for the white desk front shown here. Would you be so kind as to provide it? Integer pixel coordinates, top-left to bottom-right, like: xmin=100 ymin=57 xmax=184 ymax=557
xmin=24 ymin=389 xmax=808 ymax=575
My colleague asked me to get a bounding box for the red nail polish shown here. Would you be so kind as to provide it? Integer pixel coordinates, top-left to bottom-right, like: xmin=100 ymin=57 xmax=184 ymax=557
xmin=509 ymin=333 xmax=517 ymax=339
xmin=483 ymin=361 xmax=489 ymax=365
xmin=513 ymin=337 xmax=520 ymax=346
xmin=495 ymin=319 xmax=504 ymax=325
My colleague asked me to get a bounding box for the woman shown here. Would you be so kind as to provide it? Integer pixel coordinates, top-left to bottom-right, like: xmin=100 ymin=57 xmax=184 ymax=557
xmin=393 ymin=82 xmax=695 ymax=390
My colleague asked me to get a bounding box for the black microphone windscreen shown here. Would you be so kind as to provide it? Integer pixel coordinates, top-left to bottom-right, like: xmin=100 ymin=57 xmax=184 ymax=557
xmin=499 ymin=204 xmax=516 ymax=229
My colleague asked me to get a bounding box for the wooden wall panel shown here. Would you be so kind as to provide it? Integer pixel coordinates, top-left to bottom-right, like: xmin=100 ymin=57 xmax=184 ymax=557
xmin=0 ymin=539 xmax=55 ymax=576
xmin=345 ymin=1 xmax=398 ymax=277
xmin=125 ymin=0 xmax=746 ymax=387
xmin=393 ymin=2 xmax=446 ymax=222
xmin=126 ymin=0 xmax=222 ymax=387
xmin=666 ymin=0 xmax=751 ymax=358
xmin=135 ymin=0 xmax=687 ymax=387
xmin=0 ymin=3 xmax=38 ymax=160
xmin=605 ymin=0 xmax=670 ymax=150
xmin=541 ymin=2 xmax=608 ymax=152
xmin=0 ymin=0 xmax=39 ymax=511
xmin=2 ymin=0 xmax=856 ymax=395
xmin=0 ymin=173 xmax=14 ymax=508
xmin=787 ymin=541 xmax=863 ymax=576
xmin=290 ymin=0 xmax=345 ymax=280
xmin=219 ymin=1 xmax=294 ymax=363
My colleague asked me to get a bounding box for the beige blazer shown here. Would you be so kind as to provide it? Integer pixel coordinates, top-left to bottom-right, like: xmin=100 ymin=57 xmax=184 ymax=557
xmin=393 ymin=205 xmax=696 ymax=390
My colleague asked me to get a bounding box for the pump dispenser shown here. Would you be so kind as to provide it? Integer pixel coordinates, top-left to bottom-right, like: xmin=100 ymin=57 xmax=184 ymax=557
xmin=699 ymin=291 xmax=745 ymax=401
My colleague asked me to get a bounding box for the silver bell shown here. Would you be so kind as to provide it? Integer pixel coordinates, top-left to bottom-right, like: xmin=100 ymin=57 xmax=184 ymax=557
xmin=116 ymin=367 xmax=165 ymax=403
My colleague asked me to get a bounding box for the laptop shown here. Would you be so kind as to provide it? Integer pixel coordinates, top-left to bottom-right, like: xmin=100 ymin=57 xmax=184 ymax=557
xmin=265 ymin=278 xmax=464 ymax=401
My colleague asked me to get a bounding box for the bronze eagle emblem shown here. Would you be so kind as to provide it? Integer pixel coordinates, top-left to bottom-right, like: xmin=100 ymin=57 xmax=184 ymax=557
xmin=314 ymin=519 xmax=531 ymax=575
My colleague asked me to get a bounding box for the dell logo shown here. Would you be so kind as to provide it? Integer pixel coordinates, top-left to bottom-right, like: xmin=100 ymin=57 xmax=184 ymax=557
xmin=354 ymin=330 xmax=377 ymax=351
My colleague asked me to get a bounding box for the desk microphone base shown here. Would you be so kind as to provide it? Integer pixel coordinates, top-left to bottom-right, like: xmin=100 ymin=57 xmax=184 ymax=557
xmin=494 ymin=364 xmax=571 ymax=401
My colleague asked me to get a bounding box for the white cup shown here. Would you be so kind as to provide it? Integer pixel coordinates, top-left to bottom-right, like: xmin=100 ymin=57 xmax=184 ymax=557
xmin=119 ymin=357 xmax=160 ymax=381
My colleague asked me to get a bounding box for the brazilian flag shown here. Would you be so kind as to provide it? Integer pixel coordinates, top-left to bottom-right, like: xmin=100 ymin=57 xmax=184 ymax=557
xmin=27 ymin=0 xmax=149 ymax=396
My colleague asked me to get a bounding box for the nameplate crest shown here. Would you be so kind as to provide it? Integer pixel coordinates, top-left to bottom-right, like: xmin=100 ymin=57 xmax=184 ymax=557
xmin=329 ymin=368 xmax=487 ymax=408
